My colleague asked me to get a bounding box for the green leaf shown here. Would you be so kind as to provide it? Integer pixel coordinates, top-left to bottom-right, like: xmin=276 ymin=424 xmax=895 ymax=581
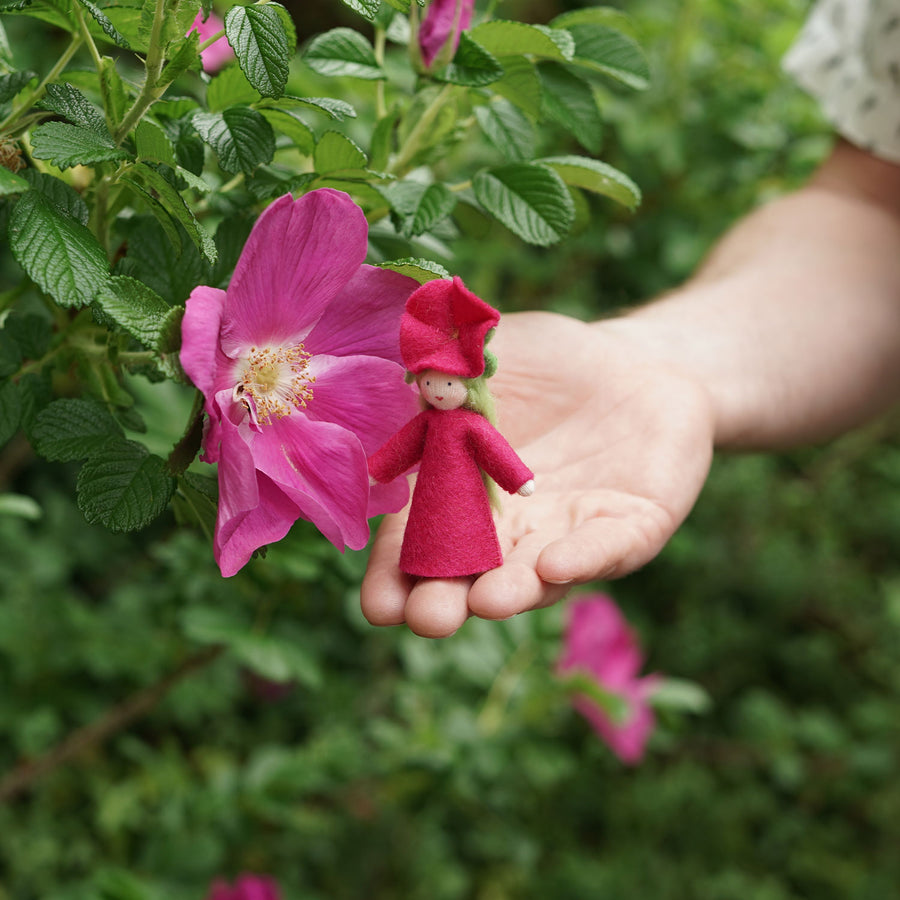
xmin=2 ymin=312 xmax=52 ymax=360
xmin=537 ymin=61 xmax=603 ymax=155
xmin=648 ymin=677 xmax=712 ymax=715
xmin=30 ymin=120 xmax=131 ymax=169
xmin=75 ymin=0 xmax=130 ymax=48
xmin=0 ymin=493 xmax=41 ymax=520
xmin=473 ymin=162 xmax=574 ymax=246
xmin=119 ymin=163 xmax=217 ymax=265
xmin=314 ymin=130 xmax=367 ymax=174
xmin=225 ymin=3 xmax=291 ymax=99
xmin=565 ymin=23 xmax=650 ymax=90
xmin=303 ymin=28 xmax=385 ymax=80
xmin=0 ymin=380 xmax=22 ymax=447
xmin=77 ymin=440 xmax=176 ymax=532
xmin=540 ymin=154 xmax=641 ymax=210
xmin=0 ymin=166 xmax=28 ymax=196
xmin=21 ymin=169 xmax=88 ymax=224
xmin=0 ymin=70 xmax=36 ymax=104
xmin=383 ymin=181 xmax=456 ymax=238
xmin=9 ymin=191 xmax=109 ymax=308
xmin=492 ymin=55 xmax=542 ymax=120
xmin=550 ymin=6 xmax=641 ymax=40
xmin=339 ymin=0 xmax=379 ymax=19
xmin=161 ymin=32 xmax=202 ymax=84
xmin=475 ymin=99 xmax=535 ymax=162
xmin=192 ymin=107 xmax=275 ymax=175
xmin=561 ymin=671 xmax=631 ymax=724
xmin=277 ymin=95 xmax=357 ymax=121
xmin=94 ymin=276 xmax=174 ymax=350
xmin=375 ymin=258 xmax=450 ymax=283
xmin=31 ymin=398 xmax=124 ymax=461
xmin=468 ymin=20 xmax=573 ymax=61
xmin=99 ymin=56 xmax=130 ymax=127
xmin=258 ymin=108 xmax=314 ymax=155
xmin=206 ymin=63 xmax=261 ymax=113
xmin=134 ymin=119 xmax=177 ymax=166
xmin=433 ymin=32 xmax=504 ymax=87
xmin=40 ymin=81 xmax=109 ymax=134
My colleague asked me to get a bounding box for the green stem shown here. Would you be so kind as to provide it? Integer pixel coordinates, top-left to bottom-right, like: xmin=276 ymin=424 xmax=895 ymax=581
xmin=113 ymin=0 xmax=169 ymax=145
xmin=197 ymin=28 xmax=226 ymax=54
xmin=73 ymin=3 xmax=104 ymax=72
xmin=389 ymin=83 xmax=455 ymax=176
xmin=166 ymin=390 xmax=206 ymax=477
xmin=374 ymin=27 xmax=387 ymax=120
xmin=0 ymin=36 xmax=84 ymax=135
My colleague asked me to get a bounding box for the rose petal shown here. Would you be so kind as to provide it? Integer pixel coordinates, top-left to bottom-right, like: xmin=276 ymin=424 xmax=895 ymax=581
xmin=252 ymin=413 xmax=371 ymax=550
xmin=221 ymin=192 xmax=368 ymax=356
xmin=368 ymin=476 xmax=410 ymax=518
xmin=305 ymin=265 xmax=418 ymax=364
xmin=305 ymin=354 xmax=419 ymax=455
xmin=181 ymin=285 xmax=227 ymax=397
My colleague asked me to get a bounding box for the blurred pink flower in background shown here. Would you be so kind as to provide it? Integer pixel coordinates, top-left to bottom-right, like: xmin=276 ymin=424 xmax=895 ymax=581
xmin=180 ymin=190 xmax=419 ymax=576
xmin=419 ymin=0 xmax=475 ymax=68
xmin=188 ymin=11 xmax=235 ymax=74
xmin=558 ymin=594 xmax=660 ymax=765
xmin=206 ymin=873 xmax=281 ymax=900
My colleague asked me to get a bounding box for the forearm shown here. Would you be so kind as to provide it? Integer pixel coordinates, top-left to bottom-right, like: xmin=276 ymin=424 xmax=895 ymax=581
xmin=607 ymin=141 xmax=900 ymax=448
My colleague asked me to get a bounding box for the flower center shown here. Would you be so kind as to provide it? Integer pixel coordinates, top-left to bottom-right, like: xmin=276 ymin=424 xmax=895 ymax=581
xmin=233 ymin=345 xmax=315 ymax=424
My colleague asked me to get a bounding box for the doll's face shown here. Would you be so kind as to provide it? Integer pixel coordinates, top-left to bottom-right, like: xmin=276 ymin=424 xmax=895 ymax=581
xmin=417 ymin=370 xmax=467 ymax=411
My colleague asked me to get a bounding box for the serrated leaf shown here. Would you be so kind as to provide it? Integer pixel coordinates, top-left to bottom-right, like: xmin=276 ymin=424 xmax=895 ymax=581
xmin=469 ymin=20 xmax=572 ymax=61
xmin=193 ymin=106 xmax=275 ymax=175
xmin=303 ymin=28 xmax=384 ymax=80
xmin=119 ymin=162 xmax=217 ymax=264
xmin=550 ymin=6 xmax=640 ymax=40
xmin=2 ymin=312 xmax=52 ymax=360
xmin=0 ymin=70 xmax=35 ymax=104
xmin=339 ymin=0 xmax=379 ymax=19
xmin=0 ymin=380 xmax=22 ymax=447
xmin=94 ymin=276 xmax=173 ymax=350
xmin=31 ymin=121 xmax=131 ymax=170
xmin=540 ymin=154 xmax=641 ymax=210
xmin=206 ymin=63 xmax=261 ymax=112
xmin=21 ymin=169 xmax=88 ymax=223
xmin=475 ymin=99 xmax=535 ymax=162
xmin=433 ymin=32 xmax=503 ymax=87
xmin=77 ymin=440 xmax=176 ymax=532
xmin=537 ymin=61 xmax=603 ymax=154
xmin=473 ymin=162 xmax=574 ymax=246
xmin=375 ymin=258 xmax=450 ymax=283
xmin=9 ymin=191 xmax=109 ymax=307
xmin=382 ymin=0 xmax=409 ymax=11
xmin=75 ymin=0 xmax=130 ymax=48
xmin=369 ymin=105 xmax=399 ymax=171
xmin=314 ymin=130 xmax=367 ymax=174
xmin=492 ymin=55 xmax=542 ymax=120
xmin=100 ymin=56 xmax=130 ymax=127
xmin=160 ymin=32 xmax=202 ymax=83
xmin=134 ymin=118 xmax=177 ymax=166
xmin=566 ymin=23 xmax=650 ymax=90
xmin=382 ymin=181 xmax=456 ymax=238
xmin=278 ymin=95 xmax=357 ymax=121
xmin=31 ymin=398 xmax=124 ymax=461
xmin=0 ymin=167 xmax=28 ymax=196
xmin=225 ymin=3 xmax=290 ymax=99
xmin=40 ymin=82 xmax=109 ymax=134
xmin=259 ymin=108 xmax=314 ymax=155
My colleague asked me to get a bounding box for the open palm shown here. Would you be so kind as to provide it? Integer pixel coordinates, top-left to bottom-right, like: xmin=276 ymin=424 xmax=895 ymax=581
xmin=361 ymin=311 xmax=715 ymax=637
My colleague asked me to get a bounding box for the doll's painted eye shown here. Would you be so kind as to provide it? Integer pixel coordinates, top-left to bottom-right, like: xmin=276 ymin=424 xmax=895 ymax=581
xmin=447 ymin=382 xmax=452 ymax=387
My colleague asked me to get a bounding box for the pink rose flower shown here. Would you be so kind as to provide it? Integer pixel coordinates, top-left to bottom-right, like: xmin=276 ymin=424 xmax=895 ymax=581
xmin=206 ymin=873 xmax=281 ymax=900
xmin=187 ymin=11 xmax=235 ymax=74
xmin=180 ymin=190 xmax=419 ymax=576
xmin=557 ymin=594 xmax=660 ymax=765
xmin=419 ymin=0 xmax=475 ymax=69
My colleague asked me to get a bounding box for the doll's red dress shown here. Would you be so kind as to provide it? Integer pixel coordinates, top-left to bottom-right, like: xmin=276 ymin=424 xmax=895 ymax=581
xmin=368 ymin=406 xmax=533 ymax=577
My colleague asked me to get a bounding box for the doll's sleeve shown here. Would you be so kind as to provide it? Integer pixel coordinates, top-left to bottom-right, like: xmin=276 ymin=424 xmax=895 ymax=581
xmin=367 ymin=411 xmax=429 ymax=484
xmin=468 ymin=416 xmax=533 ymax=494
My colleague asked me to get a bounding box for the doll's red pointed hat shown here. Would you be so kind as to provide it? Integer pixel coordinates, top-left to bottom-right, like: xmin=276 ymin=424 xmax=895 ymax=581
xmin=400 ymin=276 xmax=500 ymax=377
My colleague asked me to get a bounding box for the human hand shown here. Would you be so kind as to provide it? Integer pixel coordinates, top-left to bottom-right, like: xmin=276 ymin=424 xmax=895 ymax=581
xmin=361 ymin=311 xmax=715 ymax=637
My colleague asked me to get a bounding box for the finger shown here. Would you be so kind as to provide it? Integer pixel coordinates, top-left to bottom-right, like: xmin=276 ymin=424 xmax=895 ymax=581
xmin=468 ymin=530 xmax=572 ymax=620
xmin=536 ymin=507 xmax=673 ymax=584
xmin=405 ymin=576 xmax=473 ymax=638
xmin=361 ymin=514 xmax=415 ymax=626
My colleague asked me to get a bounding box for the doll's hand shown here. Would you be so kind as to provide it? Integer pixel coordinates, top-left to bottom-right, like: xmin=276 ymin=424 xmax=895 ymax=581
xmin=517 ymin=479 xmax=535 ymax=497
xmin=361 ymin=311 xmax=714 ymax=638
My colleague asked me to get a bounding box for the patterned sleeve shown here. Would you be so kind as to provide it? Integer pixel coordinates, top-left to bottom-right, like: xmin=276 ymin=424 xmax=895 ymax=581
xmin=782 ymin=0 xmax=900 ymax=163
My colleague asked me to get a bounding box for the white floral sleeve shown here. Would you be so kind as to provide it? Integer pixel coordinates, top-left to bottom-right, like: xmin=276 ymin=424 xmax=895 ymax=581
xmin=783 ymin=0 xmax=900 ymax=163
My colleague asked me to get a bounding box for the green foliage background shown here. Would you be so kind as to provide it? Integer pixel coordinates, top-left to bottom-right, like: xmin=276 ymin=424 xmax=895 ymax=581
xmin=3 ymin=0 xmax=900 ymax=898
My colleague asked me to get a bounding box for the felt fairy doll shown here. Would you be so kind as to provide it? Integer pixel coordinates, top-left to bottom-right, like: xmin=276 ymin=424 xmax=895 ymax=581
xmin=367 ymin=276 xmax=534 ymax=578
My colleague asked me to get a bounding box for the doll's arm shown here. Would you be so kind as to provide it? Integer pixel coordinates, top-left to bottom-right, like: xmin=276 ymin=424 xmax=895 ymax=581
xmin=367 ymin=412 xmax=428 ymax=484
xmin=468 ymin=415 xmax=534 ymax=494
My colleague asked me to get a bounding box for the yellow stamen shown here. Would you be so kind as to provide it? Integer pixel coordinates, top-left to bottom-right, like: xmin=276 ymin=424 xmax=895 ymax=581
xmin=234 ymin=345 xmax=315 ymax=424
